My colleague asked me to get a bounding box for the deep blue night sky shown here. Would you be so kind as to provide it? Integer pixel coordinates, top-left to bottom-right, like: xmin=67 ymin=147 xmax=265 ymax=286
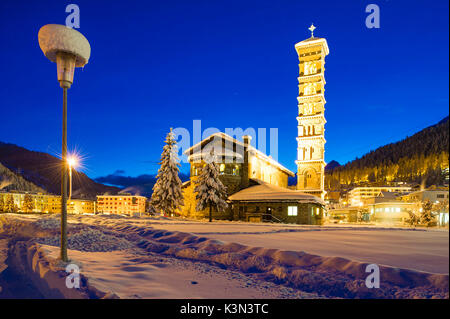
xmin=0 ymin=0 xmax=448 ymax=180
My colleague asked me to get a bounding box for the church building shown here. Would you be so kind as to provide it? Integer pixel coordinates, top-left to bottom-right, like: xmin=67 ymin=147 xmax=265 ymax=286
xmin=180 ymin=133 xmax=324 ymax=224
xmin=179 ymin=26 xmax=328 ymax=224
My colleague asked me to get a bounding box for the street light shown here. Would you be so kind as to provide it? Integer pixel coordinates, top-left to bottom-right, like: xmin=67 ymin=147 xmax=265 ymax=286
xmin=67 ymin=155 xmax=79 ymax=201
xmin=38 ymin=24 xmax=91 ymax=262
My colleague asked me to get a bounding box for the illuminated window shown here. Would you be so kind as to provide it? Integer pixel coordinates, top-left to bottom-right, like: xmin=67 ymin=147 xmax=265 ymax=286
xmin=288 ymin=206 xmax=298 ymax=216
xmin=385 ymin=208 xmax=389 ymax=212
xmin=395 ymin=207 xmax=401 ymax=212
xmin=219 ymin=164 xmax=225 ymax=174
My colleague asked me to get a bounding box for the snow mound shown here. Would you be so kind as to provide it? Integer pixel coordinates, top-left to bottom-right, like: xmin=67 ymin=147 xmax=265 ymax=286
xmin=34 ymin=215 xmax=61 ymax=230
xmin=114 ymin=225 xmax=449 ymax=298
xmin=37 ymin=228 xmax=134 ymax=252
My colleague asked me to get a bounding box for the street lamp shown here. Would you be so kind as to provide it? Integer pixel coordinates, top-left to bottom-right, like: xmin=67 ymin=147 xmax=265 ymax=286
xmin=38 ymin=24 xmax=91 ymax=262
xmin=67 ymin=155 xmax=79 ymax=201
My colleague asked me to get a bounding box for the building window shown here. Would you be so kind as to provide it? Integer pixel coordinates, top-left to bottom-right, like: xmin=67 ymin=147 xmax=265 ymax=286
xmin=288 ymin=206 xmax=298 ymax=216
xmin=219 ymin=164 xmax=225 ymax=175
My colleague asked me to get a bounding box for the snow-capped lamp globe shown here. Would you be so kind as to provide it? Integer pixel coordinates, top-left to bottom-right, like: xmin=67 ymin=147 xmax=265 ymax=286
xmin=38 ymin=24 xmax=91 ymax=88
xmin=38 ymin=24 xmax=90 ymax=262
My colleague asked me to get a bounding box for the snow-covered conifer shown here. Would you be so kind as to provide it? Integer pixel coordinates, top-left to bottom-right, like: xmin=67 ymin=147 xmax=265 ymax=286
xmin=420 ymin=199 xmax=435 ymax=227
xmin=194 ymin=152 xmax=228 ymax=222
xmin=151 ymin=128 xmax=184 ymax=216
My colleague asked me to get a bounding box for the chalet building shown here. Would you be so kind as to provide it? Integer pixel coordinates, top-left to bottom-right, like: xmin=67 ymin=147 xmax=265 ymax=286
xmin=180 ymin=133 xmax=325 ymax=224
xmin=228 ymin=182 xmax=325 ymax=224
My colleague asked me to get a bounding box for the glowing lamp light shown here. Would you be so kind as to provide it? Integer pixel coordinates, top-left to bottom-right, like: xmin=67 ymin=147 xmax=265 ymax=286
xmin=67 ymin=156 xmax=78 ymax=168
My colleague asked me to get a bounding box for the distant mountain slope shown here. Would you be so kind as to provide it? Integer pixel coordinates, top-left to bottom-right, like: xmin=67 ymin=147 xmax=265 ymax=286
xmin=94 ymin=172 xmax=190 ymax=197
xmin=0 ymin=162 xmax=46 ymax=193
xmin=326 ymin=116 xmax=449 ymax=188
xmin=0 ymin=142 xmax=119 ymax=199
xmin=325 ymin=160 xmax=340 ymax=171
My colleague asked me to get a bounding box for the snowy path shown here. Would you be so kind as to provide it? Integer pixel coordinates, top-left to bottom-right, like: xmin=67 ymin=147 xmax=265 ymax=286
xmin=42 ymin=245 xmax=320 ymax=299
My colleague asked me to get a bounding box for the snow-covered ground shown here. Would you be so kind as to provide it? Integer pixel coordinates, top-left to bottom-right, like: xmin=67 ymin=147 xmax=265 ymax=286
xmin=0 ymin=214 xmax=448 ymax=299
xmin=140 ymin=220 xmax=448 ymax=274
xmin=73 ymin=216 xmax=448 ymax=274
xmin=42 ymin=245 xmax=319 ymax=299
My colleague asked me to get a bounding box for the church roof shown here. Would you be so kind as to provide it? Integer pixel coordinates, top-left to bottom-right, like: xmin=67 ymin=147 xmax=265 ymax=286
xmin=184 ymin=132 xmax=295 ymax=177
xmin=229 ymin=179 xmax=325 ymax=205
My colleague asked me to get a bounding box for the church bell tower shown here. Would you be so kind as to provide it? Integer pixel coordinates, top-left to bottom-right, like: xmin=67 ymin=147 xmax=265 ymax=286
xmin=295 ymin=24 xmax=329 ymax=199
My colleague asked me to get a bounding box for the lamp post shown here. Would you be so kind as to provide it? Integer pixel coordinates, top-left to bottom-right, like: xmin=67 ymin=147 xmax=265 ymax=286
xmin=67 ymin=156 xmax=78 ymax=201
xmin=38 ymin=24 xmax=90 ymax=262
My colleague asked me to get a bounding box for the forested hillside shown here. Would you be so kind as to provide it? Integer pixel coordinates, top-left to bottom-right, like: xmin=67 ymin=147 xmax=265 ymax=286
xmin=326 ymin=116 xmax=449 ymax=189
xmin=0 ymin=162 xmax=46 ymax=193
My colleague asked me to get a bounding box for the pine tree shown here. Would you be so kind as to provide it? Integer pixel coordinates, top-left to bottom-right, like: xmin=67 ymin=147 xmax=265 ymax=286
xmin=406 ymin=208 xmax=420 ymax=228
xmin=5 ymin=194 xmax=15 ymax=213
xmin=23 ymin=194 xmax=34 ymax=213
xmin=151 ymin=128 xmax=184 ymax=216
xmin=194 ymin=152 xmax=228 ymax=222
xmin=420 ymin=199 xmax=435 ymax=227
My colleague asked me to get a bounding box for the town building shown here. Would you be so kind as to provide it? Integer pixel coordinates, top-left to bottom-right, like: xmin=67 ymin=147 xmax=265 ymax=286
xmin=0 ymin=191 xmax=98 ymax=214
xmin=295 ymin=24 xmax=329 ymax=199
xmin=400 ymin=188 xmax=449 ymax=227
xmin=400 ymin=188 xmax=449 ymax=203
xmin=348 ymin=186 xmax=411 ymax=207
xmin=364 ymin=193 xmax=416 ymax=223
xmin=181 ymin=133 xmax=325 ymax=224
xmin=68 ymin=199 xmax=95 ymax=215
xmin=96 ymin=194 xmax=147 ymax=216
xmin=0 ymin=191 xmax=62 ymax=213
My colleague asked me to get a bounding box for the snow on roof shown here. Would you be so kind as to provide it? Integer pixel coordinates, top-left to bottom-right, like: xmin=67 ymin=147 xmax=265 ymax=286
xmin=184 ymin=132 xmax=295 ymax=177
xmin=229 ymin=180 xmax=325 ymax=205
xmin=378 ymin=191 xmax=399 ymax=199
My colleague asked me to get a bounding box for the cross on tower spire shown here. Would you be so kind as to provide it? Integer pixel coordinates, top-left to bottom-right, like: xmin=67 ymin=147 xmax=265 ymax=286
xmin=308 ymin=23 xmax=316 ymax=38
